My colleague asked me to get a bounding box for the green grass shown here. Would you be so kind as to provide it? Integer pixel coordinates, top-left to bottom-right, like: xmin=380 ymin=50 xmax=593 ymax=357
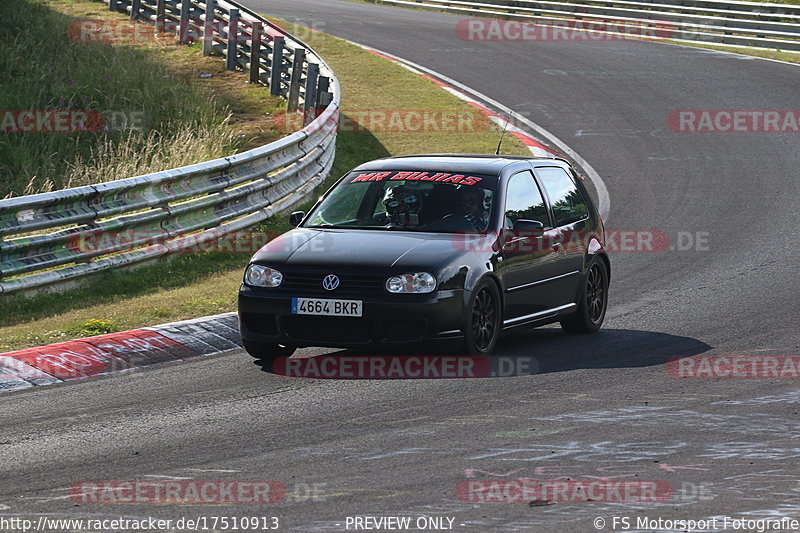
xmin=0 ymin=0 xmax=250 ymax=197
xmin=0 ymin=19 xmax=528 ymax=351
xmin=667 ymin=40 xmax=800 ymax=64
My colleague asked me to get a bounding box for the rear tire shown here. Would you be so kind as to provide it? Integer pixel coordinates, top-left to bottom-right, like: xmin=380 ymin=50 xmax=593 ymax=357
xmin=462 ymin=279 xmax=502 ymax=355
xmin=560 ymin=258 xmax=608 ymax=334
xmin=242 ymin=340 xmax=296 ymax=363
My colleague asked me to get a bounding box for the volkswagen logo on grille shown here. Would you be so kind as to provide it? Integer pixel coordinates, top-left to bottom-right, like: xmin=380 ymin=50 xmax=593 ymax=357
xmin=322 ymin=274 xmax=340 ymax=291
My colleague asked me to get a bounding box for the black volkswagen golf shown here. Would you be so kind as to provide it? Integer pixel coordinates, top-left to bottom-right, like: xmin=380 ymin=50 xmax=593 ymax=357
xmin=238 ymin=154 xmax=610 ymax=361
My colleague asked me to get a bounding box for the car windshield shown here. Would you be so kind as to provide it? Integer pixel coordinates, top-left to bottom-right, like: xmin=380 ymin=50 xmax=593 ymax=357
xmin=303 ymin=170 xmax=498 ymax=233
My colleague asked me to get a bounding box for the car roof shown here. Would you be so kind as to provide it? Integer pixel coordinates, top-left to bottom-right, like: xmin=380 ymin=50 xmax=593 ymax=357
xmin=350 ymin=154 xmax=569 ymax=175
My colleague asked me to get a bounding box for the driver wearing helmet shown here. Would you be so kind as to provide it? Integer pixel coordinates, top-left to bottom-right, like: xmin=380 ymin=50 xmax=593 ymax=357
xmin=383 ymin=186 xmax=423 ymax=227
xmin=460 ymin=186 xmax=490 ymax=230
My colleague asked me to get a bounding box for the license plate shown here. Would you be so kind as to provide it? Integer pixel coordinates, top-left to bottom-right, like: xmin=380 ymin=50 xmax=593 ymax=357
xmin=291 ymin=297 xmax=363 ymax=317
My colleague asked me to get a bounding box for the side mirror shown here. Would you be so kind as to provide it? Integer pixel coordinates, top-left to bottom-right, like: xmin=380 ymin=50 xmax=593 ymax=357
xmin=513 ymin=219 xmax=545 ymax=231
xmin=289 ymin=211 xmax=305 ymax=227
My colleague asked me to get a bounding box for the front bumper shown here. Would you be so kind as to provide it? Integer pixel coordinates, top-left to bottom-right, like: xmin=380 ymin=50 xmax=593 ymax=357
xmin=238 ymin=285 xmax=466 ymax=348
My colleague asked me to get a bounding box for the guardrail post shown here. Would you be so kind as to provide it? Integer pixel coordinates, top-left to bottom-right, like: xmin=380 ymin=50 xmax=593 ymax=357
xmin=131 ymin=0 xmax=141 ymax=20
xmin=303 ymin=62 xmax=319 ymax=126
xmin=287 ymin=48 xmax=306 ymax=112
xmin=317 ymin=76 xmax=331 ymax=108
xmin=249 ymin=22 xmax=261 ymax=84
xmin=203 ymin=0 xmax=216 ymax=56
xmin=179 ymin=0 xmax=191 ymax=44
xmin=155 ymin=0 xmax=166 ymax=33
xmin=226 ymin=9 xmax=240 ymax=70
xmin=269 ymin=36 xmax=285 ymax=96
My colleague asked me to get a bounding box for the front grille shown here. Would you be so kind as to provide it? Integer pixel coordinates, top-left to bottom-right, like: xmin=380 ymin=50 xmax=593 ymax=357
xmin=281 ymin=273 xmax=386 ymax=295
xmin=283 ymin=316 xmax=374 ymax=343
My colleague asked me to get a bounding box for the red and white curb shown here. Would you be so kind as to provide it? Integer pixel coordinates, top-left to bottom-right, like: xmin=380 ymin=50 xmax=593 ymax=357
xmin=0 ymin=312 xmax=241 ymax=393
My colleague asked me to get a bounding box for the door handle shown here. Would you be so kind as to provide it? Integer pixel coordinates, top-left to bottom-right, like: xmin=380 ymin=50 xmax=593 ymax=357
xmin=548 ymin=230 xmax=563 ymax=251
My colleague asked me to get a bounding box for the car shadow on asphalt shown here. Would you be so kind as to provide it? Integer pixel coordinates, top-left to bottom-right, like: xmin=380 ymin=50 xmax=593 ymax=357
xmin=494 ymin=327 xmax=712 ymax=374
xmin=254 ymin=328 xmax=712 ymax=379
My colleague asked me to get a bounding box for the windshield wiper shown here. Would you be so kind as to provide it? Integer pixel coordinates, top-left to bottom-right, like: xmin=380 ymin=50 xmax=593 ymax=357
xmin=307 ymin=224 xmax=422 ymax=231
xmin=307 ymin=224 xmax=388 ymax=230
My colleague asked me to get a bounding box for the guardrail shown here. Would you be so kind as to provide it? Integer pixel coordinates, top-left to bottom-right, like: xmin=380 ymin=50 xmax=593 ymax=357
xmin=373 ymin=0 xmax=800 ymax=51
xmin=0 ymin=0 xmax=339 ymax=295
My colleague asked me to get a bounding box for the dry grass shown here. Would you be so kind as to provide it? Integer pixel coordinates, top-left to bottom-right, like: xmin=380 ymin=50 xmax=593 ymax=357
xmin=65 ymin=116 xmax=239 ymax=186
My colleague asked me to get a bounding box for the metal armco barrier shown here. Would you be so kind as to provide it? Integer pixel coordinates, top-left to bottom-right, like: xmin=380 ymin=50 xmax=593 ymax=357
xmin=0 ymin=0 xmax=339 ymax=295
xmin=373 ymin=0 xmax=800 ymax=51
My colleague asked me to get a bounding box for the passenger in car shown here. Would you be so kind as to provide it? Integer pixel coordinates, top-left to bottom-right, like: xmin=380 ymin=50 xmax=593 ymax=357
xmin=383 ymin=186 xmax=423 ymax=227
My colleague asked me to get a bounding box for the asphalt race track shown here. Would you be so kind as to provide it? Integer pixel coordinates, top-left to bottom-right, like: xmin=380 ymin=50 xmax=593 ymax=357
xmin=2 ymin=1 xmax=800 ymax=531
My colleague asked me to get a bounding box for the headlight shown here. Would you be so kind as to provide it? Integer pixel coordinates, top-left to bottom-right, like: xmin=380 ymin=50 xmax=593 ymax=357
xmin=386 ymin=272 xmax=437 ymax=294
xmin=245 ymin=264 xmax=283 ymax=287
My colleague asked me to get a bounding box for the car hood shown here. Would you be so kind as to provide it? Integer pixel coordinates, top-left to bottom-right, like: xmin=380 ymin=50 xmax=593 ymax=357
xmin=251 ymin=228 xmax=483 ymax=270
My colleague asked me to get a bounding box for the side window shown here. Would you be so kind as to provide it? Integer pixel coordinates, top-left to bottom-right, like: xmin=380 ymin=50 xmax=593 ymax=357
xmin=504 ymin=171 xmax=549 ymax=228
xmin=536 ymin=167 xmax=588 ymax=227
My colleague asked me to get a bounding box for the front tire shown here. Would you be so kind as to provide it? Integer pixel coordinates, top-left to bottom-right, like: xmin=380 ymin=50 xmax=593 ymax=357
xmin=242 ymin=339 xmax=296 ymax=363
xmin=462 ymin=279 xmax=502 ymax=355
xmin=560 ymin=258 xmax=608 ymax=334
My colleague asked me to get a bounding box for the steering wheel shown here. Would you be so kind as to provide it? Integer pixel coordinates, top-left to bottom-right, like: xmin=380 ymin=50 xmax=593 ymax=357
xmin=464 ymin=213 xmax=488 ymax=231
